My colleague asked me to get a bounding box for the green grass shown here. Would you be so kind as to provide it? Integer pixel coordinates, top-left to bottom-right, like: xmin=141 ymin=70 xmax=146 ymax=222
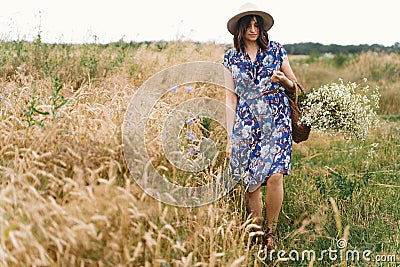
xmin=273 ymin=120 xmax=400 ymax=266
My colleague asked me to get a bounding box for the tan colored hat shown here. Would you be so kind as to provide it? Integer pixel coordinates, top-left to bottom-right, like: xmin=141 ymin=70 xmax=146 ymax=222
xmin=227 ymin=2 xmax=274 ymax=35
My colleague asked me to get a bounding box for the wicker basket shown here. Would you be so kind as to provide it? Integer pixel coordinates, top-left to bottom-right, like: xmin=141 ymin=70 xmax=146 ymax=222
xmin=287 ymin=82 xmax=311 ymax=143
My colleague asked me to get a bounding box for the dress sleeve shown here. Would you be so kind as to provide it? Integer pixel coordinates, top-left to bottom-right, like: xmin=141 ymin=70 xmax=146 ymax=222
xmin=222 ymin=49 xmax=232 ymax=71
xmin=278 ymin=44 xmax=288 ymax=62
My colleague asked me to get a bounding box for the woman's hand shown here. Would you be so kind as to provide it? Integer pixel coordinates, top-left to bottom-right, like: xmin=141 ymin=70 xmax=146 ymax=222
xmin=272 ymin=71 xmax=289 ymax=83
xmin=271 ymin=71 xmax=295 ymax=92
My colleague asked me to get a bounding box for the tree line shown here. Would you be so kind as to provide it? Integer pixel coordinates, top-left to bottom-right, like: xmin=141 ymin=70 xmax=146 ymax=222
xmin=283 ymin=42 xmax=400 ymax=55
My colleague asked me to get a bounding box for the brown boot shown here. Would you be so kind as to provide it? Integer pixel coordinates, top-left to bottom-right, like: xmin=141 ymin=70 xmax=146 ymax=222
xmin=262 ymin=227 xmax=277 ymax=250
xmin=249 ymin=231 xmax=264 ymax=248
xmin=247 ymin=218 xmax=264 ymax=248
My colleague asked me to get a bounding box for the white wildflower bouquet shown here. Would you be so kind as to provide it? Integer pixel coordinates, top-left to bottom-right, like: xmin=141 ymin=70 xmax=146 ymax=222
xmin=298 ymin=79 xmax=380 ymax=141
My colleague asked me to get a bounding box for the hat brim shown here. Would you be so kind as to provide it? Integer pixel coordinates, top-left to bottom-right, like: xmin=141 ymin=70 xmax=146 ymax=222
xmin=227 ymin=10 xmax=274 ymax=35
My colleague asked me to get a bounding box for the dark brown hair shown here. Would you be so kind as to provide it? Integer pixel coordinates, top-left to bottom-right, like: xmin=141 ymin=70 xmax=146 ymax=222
xmin=233 ymin=15 xmax=269 ymax=53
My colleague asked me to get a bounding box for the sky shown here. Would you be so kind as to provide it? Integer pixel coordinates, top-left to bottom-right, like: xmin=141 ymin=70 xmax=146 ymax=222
xmin=0 ymin=0 xmax=398 ymax=46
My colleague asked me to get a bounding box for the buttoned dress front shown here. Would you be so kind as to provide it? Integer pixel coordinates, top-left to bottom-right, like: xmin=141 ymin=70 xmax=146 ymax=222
xmin=223 ymin=40 xmax=292 ymax=192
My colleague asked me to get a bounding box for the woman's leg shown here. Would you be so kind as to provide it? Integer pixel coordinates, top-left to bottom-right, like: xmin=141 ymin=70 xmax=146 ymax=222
xmin=264 ymin=173 xmax=284 ymax=230
xmin=245 ymin=186 xmax=263 ymax=224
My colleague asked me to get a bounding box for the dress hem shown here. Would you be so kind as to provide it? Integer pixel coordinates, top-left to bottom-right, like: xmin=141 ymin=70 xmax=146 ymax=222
xmin=246 ymin=171 xmax=289 ymax=193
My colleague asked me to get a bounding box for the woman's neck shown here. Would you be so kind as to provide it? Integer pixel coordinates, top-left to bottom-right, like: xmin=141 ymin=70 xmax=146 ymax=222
xmin=245 ymin=41 xmax=259 ymax=61
xmin=244 ymin=42 xmax=260 ymax=53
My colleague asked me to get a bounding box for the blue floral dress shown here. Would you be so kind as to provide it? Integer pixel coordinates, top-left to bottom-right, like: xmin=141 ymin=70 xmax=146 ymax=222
xmin=223 ymin=40 xmax=292 ymax=192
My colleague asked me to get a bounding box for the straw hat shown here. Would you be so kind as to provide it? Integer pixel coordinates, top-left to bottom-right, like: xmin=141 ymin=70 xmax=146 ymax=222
xmin=227 ymin=2 xmax=274 ymax=35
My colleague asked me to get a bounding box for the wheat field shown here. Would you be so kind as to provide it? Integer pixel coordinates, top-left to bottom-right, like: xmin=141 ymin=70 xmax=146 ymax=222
xmin=0 ymin=40 xmax=399 ymax=266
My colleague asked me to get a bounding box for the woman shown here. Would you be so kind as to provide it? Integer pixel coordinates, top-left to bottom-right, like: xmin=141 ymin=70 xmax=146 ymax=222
xmin=223 ymin=3 xmax=298 ymax=249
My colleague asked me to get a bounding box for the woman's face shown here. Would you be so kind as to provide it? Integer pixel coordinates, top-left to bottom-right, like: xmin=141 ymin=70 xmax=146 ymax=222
xmin=244 ymin=16 xmax=260 ymax=43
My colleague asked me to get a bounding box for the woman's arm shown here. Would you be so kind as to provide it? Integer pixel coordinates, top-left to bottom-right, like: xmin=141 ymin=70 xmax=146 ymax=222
xmin=281 ymin=57 xmax=297 ymax=84
xmin=225 ymin=74 xmax=237 ymax=159
xmin=271 ymin=57 xmax=297 ymax=94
